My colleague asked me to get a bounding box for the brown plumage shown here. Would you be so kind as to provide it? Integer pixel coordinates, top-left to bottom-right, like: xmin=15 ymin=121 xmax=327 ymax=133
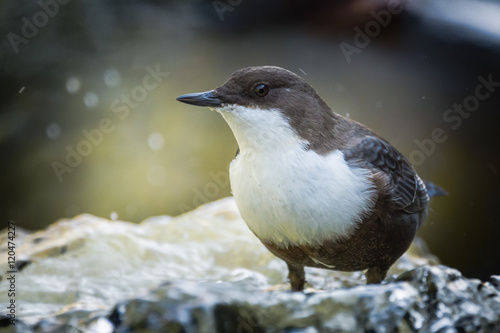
xmin=177 ymin=66 xmax=446 ymax=291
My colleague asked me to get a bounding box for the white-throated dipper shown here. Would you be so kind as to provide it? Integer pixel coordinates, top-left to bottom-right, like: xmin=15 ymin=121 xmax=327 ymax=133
xmin=177 ymin=66 xmax=445 ymax=291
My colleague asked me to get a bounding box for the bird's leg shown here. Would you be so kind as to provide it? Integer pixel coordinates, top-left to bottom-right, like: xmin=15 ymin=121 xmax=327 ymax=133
xmin=366 ymin=266 xmax=389 ymax=284
xmin=286 ymin=262 xmax=305 ymax=291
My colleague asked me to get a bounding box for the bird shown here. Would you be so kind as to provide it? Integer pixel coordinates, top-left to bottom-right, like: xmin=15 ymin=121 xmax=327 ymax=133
xmin=176 ymin=66 xmax=446 ymax=291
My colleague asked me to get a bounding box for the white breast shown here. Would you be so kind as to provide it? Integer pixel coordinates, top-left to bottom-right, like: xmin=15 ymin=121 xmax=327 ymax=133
xmin=216 ymin=105 xmax=376 ymax=247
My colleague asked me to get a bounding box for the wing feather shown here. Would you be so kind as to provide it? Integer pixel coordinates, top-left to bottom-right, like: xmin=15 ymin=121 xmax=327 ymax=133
xmin=343 ymin=136 xmax=429 ymax=213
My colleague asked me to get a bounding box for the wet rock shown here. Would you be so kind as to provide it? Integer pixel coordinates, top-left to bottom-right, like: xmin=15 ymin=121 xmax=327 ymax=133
xmin=101 ymin=268 xmax=499 ymax=333
xmin=1 ymin=198 xmax=498 ymax=332
xmin=18 ymin=268 xmax=500 ymax=333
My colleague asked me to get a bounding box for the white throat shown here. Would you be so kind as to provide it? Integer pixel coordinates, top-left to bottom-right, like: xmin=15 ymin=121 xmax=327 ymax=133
xmin=216 ymin=104 xmax=309 ymax=154
xmin=215 ymin=104 xmax=376 ymax=247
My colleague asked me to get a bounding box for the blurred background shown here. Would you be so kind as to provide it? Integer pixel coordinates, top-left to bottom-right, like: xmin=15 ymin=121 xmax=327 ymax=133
xmin=1 ymin=0 xmax=499 ymax=280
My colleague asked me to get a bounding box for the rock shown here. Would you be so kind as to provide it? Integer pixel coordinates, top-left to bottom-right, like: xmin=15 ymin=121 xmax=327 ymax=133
xmin=108 ymin=268 xmax=500 ymax=333
xmin=0 ymin=197 xmax=498 ymax=332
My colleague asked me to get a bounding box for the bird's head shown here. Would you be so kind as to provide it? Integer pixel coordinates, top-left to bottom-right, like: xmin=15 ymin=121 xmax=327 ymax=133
xmin=177 ymin=66 xmax=338 ymax=152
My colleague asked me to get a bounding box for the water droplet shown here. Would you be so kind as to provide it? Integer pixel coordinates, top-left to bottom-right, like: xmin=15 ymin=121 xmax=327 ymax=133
xmin=148 ymin=132 xmax=164 ymax=151
xmin=84 ymin=92 xmax=99 ymax=108
xmin=46 ymin=122 xmax=61 ymax=140
xmin=66 ymin=77 xmax=81 ymax=94
xmin=19 ymin=86 xmax=25 ymax=93
xmin=104 ymin=69 xmax=121 ymax=87
xmin=110 ymin=211 xmax=119 ymax=220
xmin=346 ymin=112 xmax=350 ymax=118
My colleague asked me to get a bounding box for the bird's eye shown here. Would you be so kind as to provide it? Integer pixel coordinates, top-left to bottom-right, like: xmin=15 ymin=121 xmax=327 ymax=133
xmin=254 ymin=84 xmax=269 ymax=97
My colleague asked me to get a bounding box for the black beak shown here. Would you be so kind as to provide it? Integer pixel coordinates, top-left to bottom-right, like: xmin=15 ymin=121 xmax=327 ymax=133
xmin=176 ymin=90 xmax=222 ymax=107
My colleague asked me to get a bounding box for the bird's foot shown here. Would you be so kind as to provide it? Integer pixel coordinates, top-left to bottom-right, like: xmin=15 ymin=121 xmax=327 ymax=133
xmin=287 ymin=262 xmax=306 ymax=291
xmin=365 ymin=266 xmax=389 ymax=284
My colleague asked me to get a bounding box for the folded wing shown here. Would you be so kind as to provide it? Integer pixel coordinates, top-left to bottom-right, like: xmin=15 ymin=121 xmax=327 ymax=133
xmin=343 ymin=136 xmax=429 ymax=214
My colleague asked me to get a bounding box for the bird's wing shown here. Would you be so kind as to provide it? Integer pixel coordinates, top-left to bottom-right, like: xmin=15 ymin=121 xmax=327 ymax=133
xmin=343 ymin=136 xmax=429 ymax=213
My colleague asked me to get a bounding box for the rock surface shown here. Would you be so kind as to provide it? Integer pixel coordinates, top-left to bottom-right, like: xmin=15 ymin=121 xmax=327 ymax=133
xmin=1 ymin=197 xmax=499 ymax=332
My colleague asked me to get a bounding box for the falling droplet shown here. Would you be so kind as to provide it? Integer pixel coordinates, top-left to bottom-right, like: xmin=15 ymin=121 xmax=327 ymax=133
xmin=66 ymin=77 xmax=81 ymax=94
xmin=84 ymin=92 xmax=99 ymax=108
xmin=104 ymin=69 xmax=121 ymax=87
xmin=46 ymin=122 xmax=61 ymax=140
xmin=110 ymin=211 xmax=119 ymax=220
xmin=148 ymin=132 xmax=164 ymax=151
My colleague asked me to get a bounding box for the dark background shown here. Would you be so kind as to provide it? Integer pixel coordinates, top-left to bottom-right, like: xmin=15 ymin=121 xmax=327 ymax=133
xmin=1 ymin=0 xmax=499 ymax=280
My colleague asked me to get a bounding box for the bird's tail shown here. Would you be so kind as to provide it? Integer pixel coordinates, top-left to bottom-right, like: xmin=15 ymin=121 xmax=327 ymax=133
xmin=424 ymin=180 xmax=448 ymax=197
